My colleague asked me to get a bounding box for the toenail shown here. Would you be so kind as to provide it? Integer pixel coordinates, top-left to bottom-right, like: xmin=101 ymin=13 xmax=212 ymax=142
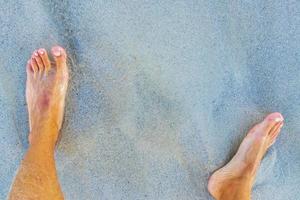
xmin=38 ymin=49 xmax=44 ymax=55
xmin=274 ymin=117 xmax=283 ymax=122
xmin=34 ymin=52 xmax=38 ymax=56
xmin=53 ymin=49 xmax=61 ymax=57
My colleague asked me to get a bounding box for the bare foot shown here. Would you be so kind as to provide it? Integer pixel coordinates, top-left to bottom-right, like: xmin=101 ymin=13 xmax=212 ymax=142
xmin=26 ymin=46 xmax=69 ymax=146
xmin=208 ymin=112 xmax=284 ymax=200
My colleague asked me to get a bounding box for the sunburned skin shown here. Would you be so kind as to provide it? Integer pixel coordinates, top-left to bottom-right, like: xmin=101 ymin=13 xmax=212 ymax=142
xmin=8 ymin=46 xmax=68 ymax=200
xmin=26 ymin=46 xmax=69 ymax=145
xmin=208 ymin=112 xmax=284 ymax=200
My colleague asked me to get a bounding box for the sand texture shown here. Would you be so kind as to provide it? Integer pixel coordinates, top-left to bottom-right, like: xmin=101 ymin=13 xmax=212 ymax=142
xmin=1 ymin=1 xmax=300 ymax=199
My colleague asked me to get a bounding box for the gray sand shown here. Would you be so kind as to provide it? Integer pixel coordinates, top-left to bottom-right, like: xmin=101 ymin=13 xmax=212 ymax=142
xmin=1 ymin=1 xmax=300 ymax=199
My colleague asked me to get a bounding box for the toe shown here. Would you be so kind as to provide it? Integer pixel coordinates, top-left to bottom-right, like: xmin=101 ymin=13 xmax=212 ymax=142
xmin=270 ymin=121 xmax=284 ymax=139
xmin=270 ymin=121 xmax=283 ymax=136
xmin=26 ymin=60 xmax=33 ymax=74
xmin=269 ymin=122 xmax=284 ymax=147
xmin=33 ymin=50 xmax=45 ymax=74
xmin=31 ymin=57 xmax=38 ymax=77
xmin=38 ymin=48 xmax=51 ymax=73
xmin=51 ymin=46 xmax=67 ymax=70
xmin=259 ymin=112 xmax=284 ymax=132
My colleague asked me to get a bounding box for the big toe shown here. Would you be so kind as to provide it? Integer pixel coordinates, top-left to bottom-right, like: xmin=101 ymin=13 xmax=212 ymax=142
xmin=260 ymin=112 xmax=284 ymax=132
xmin=51 ymin=46 xmax=67 ymax=70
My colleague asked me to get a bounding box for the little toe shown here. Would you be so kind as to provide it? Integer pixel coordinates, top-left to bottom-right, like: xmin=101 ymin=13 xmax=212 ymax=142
xmin=38 ymin=48 xmax=51 ymax=73
xmin=26 ymin=60 xmax=33 ymax=75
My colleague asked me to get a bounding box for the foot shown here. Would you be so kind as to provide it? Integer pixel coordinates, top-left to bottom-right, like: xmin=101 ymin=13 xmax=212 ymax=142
xmin=208 ymin=112 xmax=284 ymax=200
xmin=26 ymin=46 xmax=69 ymax=146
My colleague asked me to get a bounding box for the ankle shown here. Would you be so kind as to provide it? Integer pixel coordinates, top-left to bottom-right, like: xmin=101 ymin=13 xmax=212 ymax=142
xmin=210 ymin=177 xmax=252 ymax=199
xmin=208 ymin=171 xmax=253 ymax=199
xmin=31 ymin=113 xmax=59 ymax=131
xmin=29 ymin=123 xmax=59 ymax=148
xmin=31 ymin=121 xmax=59 ymax=134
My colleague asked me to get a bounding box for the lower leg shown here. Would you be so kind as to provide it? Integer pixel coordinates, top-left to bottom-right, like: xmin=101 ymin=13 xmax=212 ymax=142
xmin=8 ymin=127 xmax=63 ymax=200
xmin=208 ymin=112 xmax=284 ymax=200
